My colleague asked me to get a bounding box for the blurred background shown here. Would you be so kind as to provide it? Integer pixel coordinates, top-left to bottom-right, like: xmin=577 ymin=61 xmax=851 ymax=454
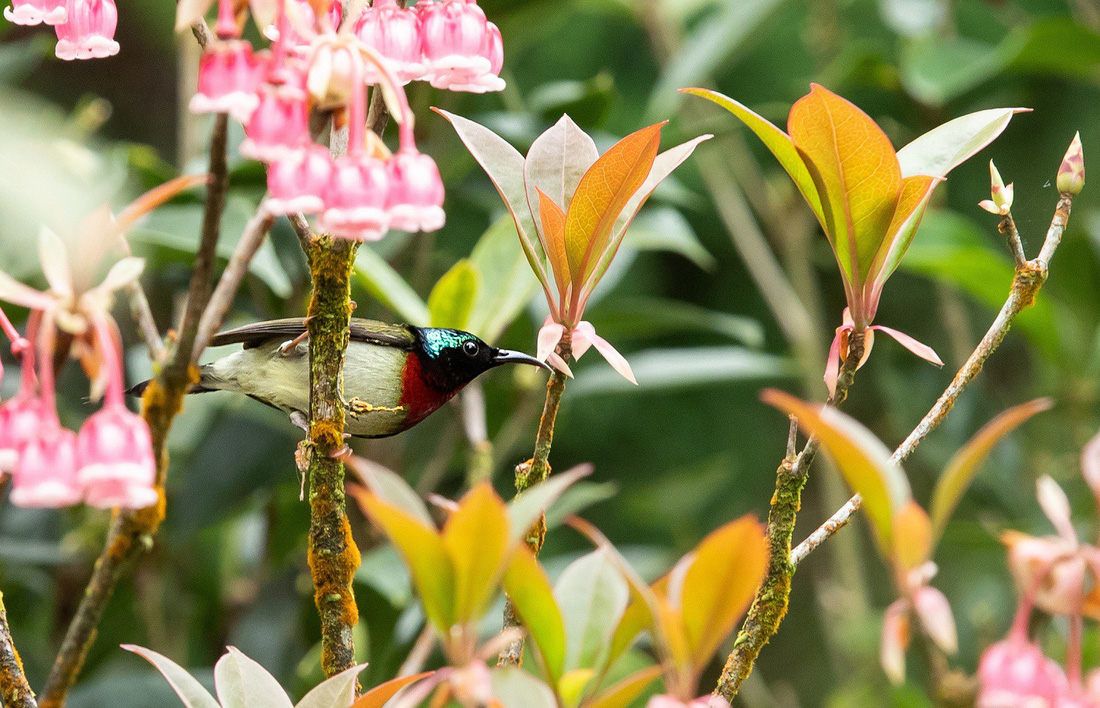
xmin=1 ymin=0 xmax=1099 ymax=705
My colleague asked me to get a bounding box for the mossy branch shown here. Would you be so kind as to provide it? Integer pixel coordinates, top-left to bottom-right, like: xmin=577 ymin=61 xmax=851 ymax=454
xmin=0 ymin=592 xmax=35 ymax=708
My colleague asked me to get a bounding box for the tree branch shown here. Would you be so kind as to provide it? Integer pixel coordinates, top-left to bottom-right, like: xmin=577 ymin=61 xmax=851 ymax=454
xmin=0 ymin=593 xmax=35 ymax=708
xmin=790 ymin=194 xmax=1073 ymax=567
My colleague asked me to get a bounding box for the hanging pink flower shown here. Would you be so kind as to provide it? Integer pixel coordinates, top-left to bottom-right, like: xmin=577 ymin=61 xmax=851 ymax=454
xmin=11 ymin=421 xmax=83 ymax=508
xmin=386 ymin=149 xmax=445 ymax=233
xmin=319 ymin=154 xmax=391 ymax=241
xmin=54 ymin=0 xmax=120 ymax=61
xmin=190 ymin=40 xmax=267 ymax=122
xmin=241 ymin=83 xmax=310 ymax=163
xmin=4 ymin=0 xmax=65 ymax=26
xmin=353 ymin=0 xmax=425 ymax=85
xmin=0 ymin=395 xmax=44 ymax=473
xmin=978 ymin=638 xmax=1068 ymax=707
xmin=420 ymin=0 xmax=505 ymax=93
xmin=265 ymin=144 xmax=335 ymax=215
xmin=77 ymin=405 xmax=157 ymax=509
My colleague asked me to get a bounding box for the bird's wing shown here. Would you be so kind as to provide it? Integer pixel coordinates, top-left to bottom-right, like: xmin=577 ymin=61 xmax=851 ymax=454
xmin=210 ymin=318 xmax=415 ymax=350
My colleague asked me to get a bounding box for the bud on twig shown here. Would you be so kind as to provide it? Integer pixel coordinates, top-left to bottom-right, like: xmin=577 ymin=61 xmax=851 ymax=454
xmin=979 ymin=160 xmax=1013 ymax=215
xmin=1057 ymin=132 xmax=1084 ymax=195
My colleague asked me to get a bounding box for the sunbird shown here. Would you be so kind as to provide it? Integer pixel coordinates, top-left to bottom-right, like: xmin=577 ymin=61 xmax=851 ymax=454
xmin=130 ymin=318 xmax=548 ymax=438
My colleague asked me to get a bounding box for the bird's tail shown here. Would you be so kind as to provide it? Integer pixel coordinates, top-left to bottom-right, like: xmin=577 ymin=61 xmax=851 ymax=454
xmin=127 ymin=366 xmax=216 ymax=397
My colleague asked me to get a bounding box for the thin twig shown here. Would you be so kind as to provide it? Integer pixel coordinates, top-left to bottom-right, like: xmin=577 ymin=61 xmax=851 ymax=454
xmin=790 ymin=196 xmax=1072 ymax=567
xmin=124 ymin=282 xmax=166 ymax=361
xmin=0 ymin=593 xmax=35 ymax=708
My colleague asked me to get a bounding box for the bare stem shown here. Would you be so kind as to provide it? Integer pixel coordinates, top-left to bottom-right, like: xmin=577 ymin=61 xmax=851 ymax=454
xmin=124 ymin=282 xmax=166 ymax=362
xmin=40 ymin=112 xmax=232 ymax=707
xmin=791 ymin=195 xmax=1072 ymax=567
xmin=0 ymin=593 xmax=35 ymax=708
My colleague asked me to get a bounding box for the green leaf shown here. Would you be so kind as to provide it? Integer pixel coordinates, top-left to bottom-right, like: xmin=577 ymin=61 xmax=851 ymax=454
xmin=762 ymin=389 xmax=911 ymax=553
xmin=466 ymin=217 xmax=540 ymax=344
xmin=295 ymin=664 xmax=367 ymax=708
xmin=354 ymin=246 xmax=430 ymax=327
xmin=122 ymin=645 xmax=220 ymax=708
xmin=620 ymin=207 xmax=715 ymax=271
xmin=930 ymin=398 xmax=1052 ymax=544
xmin=554 ymin=550 xmax=631 ymax=673
xmin=508 ymin=465 xmax=594 ymax=546
xmin=896 ymin=108 xmax=1024 ymax=179
xmin=1007 ymin=17 xmax=1100 ymax=81
xmin=570 ymin=347 xmax=794 ymax=397
xmin=428 ymin=259 xmax=480 ymax=330
xmin=213 ymin=647 xmax=293 ymax=708
xmin=588 ymin=297 xmax=763 ymax=348
xmin=490 ymin=667 xmax=559 ymax=708
xmin=502 ymin=548 xmax=567 ymax=683
xmin=442 ymin=484 xmax=510 ymax=624
xmin=899 ymin=35 xmax=1010 ymax=107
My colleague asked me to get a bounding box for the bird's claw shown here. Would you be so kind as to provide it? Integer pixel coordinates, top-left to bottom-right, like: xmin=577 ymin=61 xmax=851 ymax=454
xmin=331 ymin=444 xmax=353 ymax=462
xmin=278 ymin=329 xmax=310 ymax=355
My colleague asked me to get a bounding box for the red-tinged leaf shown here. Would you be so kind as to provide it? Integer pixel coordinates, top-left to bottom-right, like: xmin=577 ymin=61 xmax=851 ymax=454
xmin=116 ymin=174 xmax=209 ymax=234
xmin=681 ymin=88 xmax=823 ymax=221
xmin=296 ymin=664 xmax=368 ymax=708
xmin=443 ymin=483 xmax=510 ymax=624
xmin=565 ymin=124 xmax=663 ymax=286
xmin=762 ymin=389 xmax=911 ymax=552
xmin=123 ymin=645 xmax=220 ymax=708
xmin=897 ymin=108 xmax=1027 ymax=179
xmin=507 ymin=465 xmax=593 ymax=547
xmin=351 ymin=459 xmax=435 ymax=526
xmin=214 ymin=647 xmax=293 ymax=708
xmin=356 ymin=493 xmax=456 ymax=632
xmin=929 ymin=398 xmax=1052 ymax=543
xmin=678 ymin=516 xmax=768 ymax=670
xmin=870 ymin=326 xmax=943 ymax=367
xmin=537 ymin=188 xmax=571 ymax=298
xmin=788 ymin=84 xmax=902 ymax=288
xmin=434 ymin=109 xmax=554 ymax=298
xmin=525 ymin=115 xmax=599 ymax=226
xmin=880 ymin=600 xmax=910 ymax=685
xmin=866 ymin=175 xmax=941 ymax=297
xmin=350 ymin=672 xmax=435 ymax=708
xmin=502 ymin=547 xmax=566 ymax=683
xmin=892 ymin=501 xmax=933 ymax=571
xmin=913 ymin=586 xmax=957 ymax=655
xmin=585 ymin=666 xmax=663 ymax=708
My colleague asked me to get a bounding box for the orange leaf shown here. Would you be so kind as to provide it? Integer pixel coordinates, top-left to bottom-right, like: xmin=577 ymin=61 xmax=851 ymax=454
xmin=892 ymin=501 xmax=933 ymax=571
xmin=867 ymin=174 xmax=940 ymax=299
xmin=789 ymin=84 xmax=901 ymax=290
xmin=442 ymin=483 xmax=510 ymax=624
xmin=678 ymin=516 xmax=768 ymax=671
xmin=565 ymin=124 xmax=663 ymax=286
xmin=586 ymin=666 xmax=663 ymax=708
xmin=351 ymin=672 xmax=436 ymax=708
xmin=536 ymin=188 xmax=571 ymax=299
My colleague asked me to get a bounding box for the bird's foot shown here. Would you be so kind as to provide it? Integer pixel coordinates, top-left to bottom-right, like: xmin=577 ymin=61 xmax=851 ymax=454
xmin=346 ymin=397 xmax=405 ymax=417
xmin=330 ymin=443 xmax=353 ymax=462
xmin=294 ymin=440 xmax=312 ymax=501
xmin=278 ymin=328 xmax=311 ymax=355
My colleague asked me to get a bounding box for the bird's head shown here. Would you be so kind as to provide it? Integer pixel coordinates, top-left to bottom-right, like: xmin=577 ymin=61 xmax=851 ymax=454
xmin=411 ymin=327 xmax=550 ymax=393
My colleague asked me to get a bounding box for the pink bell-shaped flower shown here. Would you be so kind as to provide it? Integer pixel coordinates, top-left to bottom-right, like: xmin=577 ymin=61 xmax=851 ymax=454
xmin=273 ymin=0 xmax=343 ymax=51
xmin=353 ymin=0 xmax=425 ymax=84
xmin=386 ymin=149 xmax=445 ymax=233
xmin=318 ymin=154 xmax=391 ymax=241
xmin=4 ymin=0 xmax=66 ymax=26
xmin=54 ymin=0 xmax=120 ymax=61
xmin=978 ymin=638 xmax=1068 ymax=707
xmin=189 ymin=40 xmax=266 ymax=123
xmin=240 ymin=84 xmax=310 ymax=163
xmin=76 ymin=403 xmax=157 ymax=510
xmin=0 ymin=395 xmax=45 ymax=473
xmin=265 ymin=144 xmax=335 ymax=215
xmin=420 ymin=0 xmax=505 ymax=93
xmin=10 ymin=420 xmax=83 ymax=509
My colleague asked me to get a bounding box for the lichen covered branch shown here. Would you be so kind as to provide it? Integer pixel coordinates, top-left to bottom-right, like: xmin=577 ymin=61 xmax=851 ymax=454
xmin=0 ymin=593 xmax=35 ymax=708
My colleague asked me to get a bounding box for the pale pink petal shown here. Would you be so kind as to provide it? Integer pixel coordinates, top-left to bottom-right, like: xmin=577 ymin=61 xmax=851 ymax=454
xmin=96 ymin=257 xmax=145 ymax=292
xmin=536 ymin=320 xmax=566 ymax=363
xmin=547 ymin=351 xmax=573 ymax=378
xmin=913 ymin=586 xmax=958 ymax=654
xmin=582 ymin=324 xmax=637 ymax=385
xmin=38 ymin=227 xmax=73 ymax=297
xmin=871 ymin=325 xmax=944 ymax=367
xmin=824 ymin=327 xmax=843 ymax=397
xmin=978 ymin=199 xmax=1002 ymax=215
xmin=1037 ymin=476 xmax=1077 ymax=546
xmin=571 ymin=320 xmax=595 ymax=360
xmin=1081 ymin=429 xmax=1100 ymax=504
xmin=0 ymin=270 xmax=53 ymax=311
xmin=881 ymin=599 xmax=910 ymax=685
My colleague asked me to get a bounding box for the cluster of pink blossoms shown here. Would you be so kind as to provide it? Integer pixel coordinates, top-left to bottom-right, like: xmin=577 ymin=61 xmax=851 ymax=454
xmin=977 ymin=439 xmax=1100 ymax=707
xmin=189 ymin=0 xmax=505 ymax=241
xmin=4 ymin=0 xmax=120 ymax=60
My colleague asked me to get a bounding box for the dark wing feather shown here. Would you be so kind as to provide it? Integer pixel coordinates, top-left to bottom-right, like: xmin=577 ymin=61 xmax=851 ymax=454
xmin=210 ymin=318 xmax=415 ymax=350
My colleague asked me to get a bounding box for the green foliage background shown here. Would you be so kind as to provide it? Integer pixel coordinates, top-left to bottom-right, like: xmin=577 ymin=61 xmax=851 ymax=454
xmin=2 ymin=0 xmax=1100 ymax=705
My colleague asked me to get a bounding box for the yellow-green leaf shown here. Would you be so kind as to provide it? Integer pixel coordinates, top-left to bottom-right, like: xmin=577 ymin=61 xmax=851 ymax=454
xmin=585 ymin=666 xmax=663 ymax=708
xmin=930 ymin=398 xmax=1052 ymax=544
xmin=681 ymin=88 xmax=822 ymax=223
xmin=350 ymin=672 xmax=435 ymax=708
xmin=557 ymin=669 xmax=596 ymax=708
xmin=762 ymin=389 xmax=911 ymax=553
xmin=892 ymin=501 xmax=933 ymax=571
xmin=503 ymin=547 xmax=567 ymax=683
xmin=788 ymin=84 xmax=901 ymax=288
xmin=443 ymin=483 xmax=510 ymax=624
xmin=537 ymin=188 xmax=571 ymax=298
xmin=868 ymin=174 xmax=940 ymax=296
xmin=428 ymin=259 xmax=481 ymax=330
xmin=678 ymin=515 xmax=768 ymax=670
xmin=565 ymin=124 xmax=663 ymax=286
xmin=356 ymin=494 xmax=455 ymax=631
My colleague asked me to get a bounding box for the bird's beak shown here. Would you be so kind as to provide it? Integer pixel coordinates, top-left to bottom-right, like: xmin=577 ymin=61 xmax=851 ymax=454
xmin=492 ymin=348 xmax=552 ymax=371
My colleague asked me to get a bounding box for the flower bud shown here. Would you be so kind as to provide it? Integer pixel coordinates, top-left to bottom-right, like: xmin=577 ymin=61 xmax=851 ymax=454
xmin=54 ymin=0 xmax=120 ymax=61
xmin=4 ymin=0 xmax=66 ymax=26
xmin=77 ymin=404 xmax=158 ymax=510
xmin=1057 ymin=132 xmax=1084 ymax=196
xmin=979 ymin=160 xmax=1014 ymax=216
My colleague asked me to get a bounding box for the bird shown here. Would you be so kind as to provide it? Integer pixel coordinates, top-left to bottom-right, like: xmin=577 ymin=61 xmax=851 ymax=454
xmin=129 ymin=318 xmax=549 ymax=438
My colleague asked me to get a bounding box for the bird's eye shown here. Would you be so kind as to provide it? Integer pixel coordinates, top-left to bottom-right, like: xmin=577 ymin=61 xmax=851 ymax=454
xmin=462 ymin=340 xmax=480 ymax=357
